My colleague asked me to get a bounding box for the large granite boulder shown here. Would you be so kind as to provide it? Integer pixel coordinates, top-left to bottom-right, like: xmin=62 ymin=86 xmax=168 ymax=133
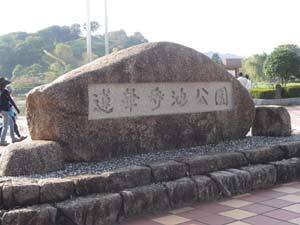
xmin=26 ymin=42 xmax=255 ymax=162
xmin=252 ymin=106 xmax=291 ymax=137
xmin=0 ymin=141 xmax=65 ymax=176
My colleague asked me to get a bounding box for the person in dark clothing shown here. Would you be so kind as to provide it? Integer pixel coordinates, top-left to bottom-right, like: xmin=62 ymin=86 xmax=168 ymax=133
xmin=0 ymin=86 xmax=27 ymax=140
xmin=0 ymin=78 xmax=22 ymax=146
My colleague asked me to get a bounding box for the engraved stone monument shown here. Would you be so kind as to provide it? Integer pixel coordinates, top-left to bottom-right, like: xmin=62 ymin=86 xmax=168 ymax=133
xmin=26 ymin=42 xmax=255 ymax=162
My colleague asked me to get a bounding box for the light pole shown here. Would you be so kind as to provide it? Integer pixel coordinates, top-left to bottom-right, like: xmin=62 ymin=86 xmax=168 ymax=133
xmin=104 ymin=0 xmax=109 ymax=55
xmin=86 ymin=0 xmax=93 ymax=62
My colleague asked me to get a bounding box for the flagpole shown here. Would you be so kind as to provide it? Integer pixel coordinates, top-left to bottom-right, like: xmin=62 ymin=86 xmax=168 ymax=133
xmin=86 ymin=0 xmax=93 ymax=62
xmin=104 ymin=0 xmax=109 ymax=55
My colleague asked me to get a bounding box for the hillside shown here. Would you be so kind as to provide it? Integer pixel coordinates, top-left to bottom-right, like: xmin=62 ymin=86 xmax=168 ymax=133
xmin=0 ymin=23 xmax=148 ymax=94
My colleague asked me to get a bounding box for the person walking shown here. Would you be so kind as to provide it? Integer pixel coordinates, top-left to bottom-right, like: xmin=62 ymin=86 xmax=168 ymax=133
xmin=0 ymin=86 xmax=27 ymax=141
xmin=0 ymin=78 xmax=22 ymax=146
xmin=237 ymin=72 xmax=251 ymax=91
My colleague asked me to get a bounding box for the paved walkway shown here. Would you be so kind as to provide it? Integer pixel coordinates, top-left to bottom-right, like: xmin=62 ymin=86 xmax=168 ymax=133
xmin=122 ymin=182 xmax=300 ymax=225
xmin=289 ymin=106 xmax=300 ymax=134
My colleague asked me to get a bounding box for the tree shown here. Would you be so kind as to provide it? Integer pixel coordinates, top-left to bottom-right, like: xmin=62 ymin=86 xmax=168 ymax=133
xmin=38 ymin=25 xmax=80 ymax=43
xmin=14 ymin=36 xmax=46 ymax=66
xmin=264 ymin=48 xmax=300 ymax=85
xmin=242 ymin=53 xmax=268 ymax=81
xmin=0 ymin=23 xmax=149 ymax=93
xmin=83 ymin=21 xmax=100 ymax=33
xmin=125 ymin=32 xmax=148 ymax=48
xmin=70 ymin=24 xmax=82 ymax=37
xmin=275 ymin=44 xmax=300 ymax=56
xmin=54 ymin=43 xmax=75 ymax=64
xmin=0 ymin=46 xmax=15 ymax=77
xmin=49 ymin=62 xmax=65 ymax=75
xmin=12 ymin=65 xmax=25 ymax=79
xmin=275 ymin=44 xmax=300 ymax=77
xmin=211 ymin=53 xmax=223 ymax=65
xmin=26 ymin=64 xmax=44 ymax=77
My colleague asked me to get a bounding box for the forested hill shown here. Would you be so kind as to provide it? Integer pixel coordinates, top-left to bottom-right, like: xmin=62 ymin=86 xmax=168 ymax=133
xmin=0 ymin=23 xmax=148 ymax=93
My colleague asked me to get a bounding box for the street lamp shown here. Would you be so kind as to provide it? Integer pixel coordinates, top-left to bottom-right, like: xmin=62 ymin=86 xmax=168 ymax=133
xmin=86 ymin=0 xmax=93 ymax=62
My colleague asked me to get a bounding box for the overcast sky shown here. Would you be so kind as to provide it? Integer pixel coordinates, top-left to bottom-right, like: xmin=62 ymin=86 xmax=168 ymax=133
xmin=0 ymin=0 xmax=299 ymax=56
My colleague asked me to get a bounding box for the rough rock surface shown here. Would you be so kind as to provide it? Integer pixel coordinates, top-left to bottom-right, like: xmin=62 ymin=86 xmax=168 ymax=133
xmin=104 ymin=166 xmax=152 ymax=192
xmin=241 ymin=146 xmax=286 ymax=164
xmin=0 ymin=141 xmax=65 ymax=176
xmin=55 ymin=193 xmax=122 ymax=225
xmin=252 ymin=106 xmax=291 ymax=137
xmin=164 ymin=177 xmax=198 ymax=208
xmin=192 ymin=175 xmax=221 ymax=201
xmin=209 ymin=169 xmax=252 ymax=197
xmin=270 ymin=158 xmax=300 ymax=184
xmin=26 ymin=42 xmax=255 ymax=162
xmin=121 ymin=184 xmax=170 ymax=218
xmin=73 ymin=174 xmax=107 ymax=196
xmin=1 ymin=204 xmax=57 ymax=225
xmin=147 ymin=161 xmax=187 ymax=182
xmin=2 ymin=180 xmax=40 ymax=208
xmin=241 ymin=164 xmax=277 ymax=190
xmin=179 ymin=152 xmax=248 ymax=175
xmin=38 ymin=178 xmax=74 ymax=203
xmin=279 ymin=141 xmax=300 ymax=158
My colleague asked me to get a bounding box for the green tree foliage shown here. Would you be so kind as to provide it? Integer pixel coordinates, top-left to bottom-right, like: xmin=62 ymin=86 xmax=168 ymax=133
xmin=12 ymin=64 xmax=44 ymax=80
xmin=12 ymin=65 xmax=25 ymax=79
xmin=242 ymin=53 xmax=268 ymax=81
xmin=264 ymin=48 xmax=300 ymax=85
xmin=211 ymin=53 xmax=223 ymax=65
xmin=275 ymin=44 xmax=300 ymax=77
xmin=70 ymin=24 xmax=82 ymax=37
xmin=54 ymin=43 xmax=75 ymax=65
xmin=0 ymin=23 xmax=148 ymax=93
xmin=27 ymin=64 xmax=44 ymax=77
xmin=37 ymin=25 xmax=80 ymax=43
xmin=83 ymin=21 xmax=100 ymax=33
xmin=275 ymin=44 xmax=300 ymax=56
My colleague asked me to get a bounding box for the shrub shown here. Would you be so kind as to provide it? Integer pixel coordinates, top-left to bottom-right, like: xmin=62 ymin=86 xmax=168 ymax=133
xmin=251 ymin=83 xmax=300 ymax=99
xmin=282 ymin=85 xmax=300 ymax=98
xmin=250 ymin=88 xmax=276 ymax=99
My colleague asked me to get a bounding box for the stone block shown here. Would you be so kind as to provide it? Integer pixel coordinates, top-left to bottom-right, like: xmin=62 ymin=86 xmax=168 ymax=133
xmin=3 ymin=180 xmax=40 ymax=208
xmin=2 ymin=204 xmax=57 ymax=225
xmin=241 ymin=164 xmax=277 ymax=190
xmin=0 ymin=141 xmax=65 ymax=176
xmin=252 ymin=106 xmax=291 ymax=137
xmin=192 ymin=175 xmax=221 ymax=201
xmin=55 ymin=193 xmax=122 ymax=225
xmin=38 ymin=178 xmax=74 ymax=203
xmin=73 ymin=174 xmax=107 ymax=196
xmin=209 ymin=169 xmax=252 ymax=198
xmin=105 ymin=166 xmax=152 ymax=192
xmin=147 ymin=160 xmax=187 ymax=182
xmin=279 ymin=141 xmax=300 ymax=158
xmin=164 ymin=177 xmax=197 ymax=208
xmin=241 ymin=146 xmax=286 ymax=164
xmin=179 ymin=152 xmax=248 ymax=175
xmin=270 ymin=158 xmax=300 ymax=184
xmin=121 ymin=184 xmax=170 ymax=218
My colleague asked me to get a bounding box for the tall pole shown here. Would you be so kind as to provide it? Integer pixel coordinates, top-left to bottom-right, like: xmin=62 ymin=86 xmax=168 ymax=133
xmin=104 ymin=0 xmax=109 ymax=55
xmin=86 ymin=0 xmax=93 ymax=62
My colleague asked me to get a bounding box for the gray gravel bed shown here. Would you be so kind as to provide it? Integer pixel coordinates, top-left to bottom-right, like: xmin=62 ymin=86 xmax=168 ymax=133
xmin=2 ymin=135 xmax=300 ymax=181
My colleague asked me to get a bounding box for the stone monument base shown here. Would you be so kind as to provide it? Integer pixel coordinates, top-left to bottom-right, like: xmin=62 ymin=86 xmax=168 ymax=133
xmin=0 ymin=141 xmax=65 ymax=176
xmin=0 ymin=141 xmax=299 ymax=225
